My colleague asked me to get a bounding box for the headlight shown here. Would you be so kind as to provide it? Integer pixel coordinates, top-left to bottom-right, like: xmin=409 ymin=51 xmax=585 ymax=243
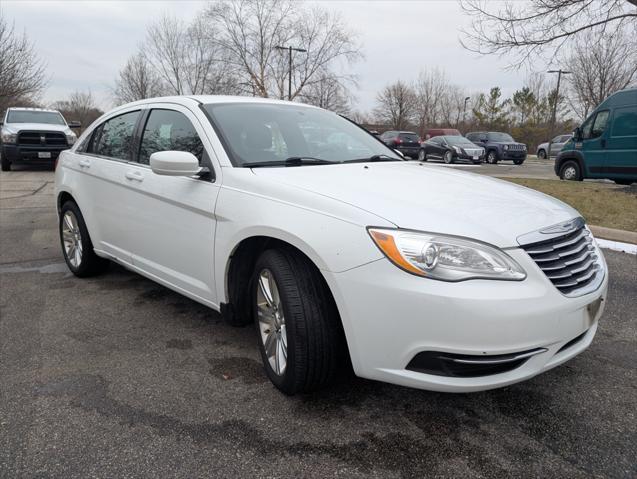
xmin=503 ymin=145 xmax=509 ymax=150
xmin=368 ymin=228 xmax=526 ymax=281
xmin=64 ymin=129 xmax=77 ymax=146
xmin=1 ymin=128 xmax=17 ymax=144
xmin=452 ymin=146 xmax=462 ymax=154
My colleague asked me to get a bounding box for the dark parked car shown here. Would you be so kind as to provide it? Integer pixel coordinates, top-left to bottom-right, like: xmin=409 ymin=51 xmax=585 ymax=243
xmin=424 ymin=128 xmax=462 ymax=140
xmin=379 ymin=130 xmax=421 ymax=158
xmin=418 ymin=135 xmax=484 ymax=164
xmin=465 ymin=131 xmax=527 ymax=164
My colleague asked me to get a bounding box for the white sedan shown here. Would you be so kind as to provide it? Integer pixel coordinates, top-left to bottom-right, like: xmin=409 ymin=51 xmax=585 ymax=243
xmin=55 ymin=96 xmax=607 ymax=394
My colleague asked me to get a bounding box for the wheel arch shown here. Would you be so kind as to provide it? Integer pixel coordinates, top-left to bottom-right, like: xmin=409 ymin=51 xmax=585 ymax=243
xmin=57 ymin=189 xmax=77 ymax=213
xmin=555 ymin=151 xmax=585 ymax=176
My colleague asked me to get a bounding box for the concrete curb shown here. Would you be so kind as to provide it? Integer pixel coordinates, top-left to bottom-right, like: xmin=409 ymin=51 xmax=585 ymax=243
xmin=589 ymin=225 xmax=637 ymax=245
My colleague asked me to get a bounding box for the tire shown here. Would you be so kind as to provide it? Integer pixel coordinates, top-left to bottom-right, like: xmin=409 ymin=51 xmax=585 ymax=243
xmin=253 ymin=248 xmax=344 ymax=395
xmin=417 ymin=149 xmax=427 ymax=162
xmin=443 ymin=150 xmax=453 ymax=164
xmin=513 ymin=159 xmax=524 ymax=165
xmin=614 ymin=179 xmax=634 ymax=185
xmin=559 ymin=160 xmax=582 ymax=181
xmin=59 ymin=201 xmax=109 ymax=277
xmin=1 ymin=152 xmax=10 ymax=171
xmin=486 ymin=150 xmax=498 ymax=164
xmin=537 ymin=149 xmax=546 ymax=160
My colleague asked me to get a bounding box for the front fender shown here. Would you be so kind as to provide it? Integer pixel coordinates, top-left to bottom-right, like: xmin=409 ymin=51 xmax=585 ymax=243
xmin=555 ymin=150 xmax=585 ymax=176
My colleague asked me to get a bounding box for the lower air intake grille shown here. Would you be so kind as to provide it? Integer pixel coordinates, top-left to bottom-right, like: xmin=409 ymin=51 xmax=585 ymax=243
xmin=521 ymin=225 xmax=602 ymax=297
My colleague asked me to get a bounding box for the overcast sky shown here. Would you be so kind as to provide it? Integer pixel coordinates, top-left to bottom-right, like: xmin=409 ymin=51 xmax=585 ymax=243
xmin=3 ymin=0 xmax=537 ymax=112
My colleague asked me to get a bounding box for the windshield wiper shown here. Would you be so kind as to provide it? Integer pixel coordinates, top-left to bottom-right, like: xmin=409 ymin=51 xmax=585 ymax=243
xmin=242 ymin=157 xmax=335 ymax=168
xmin=342 ymin=154 xmax=402 ymax=164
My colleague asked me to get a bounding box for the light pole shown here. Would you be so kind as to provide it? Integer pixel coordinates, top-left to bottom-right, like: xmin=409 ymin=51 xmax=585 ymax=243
xmin=463 ymin=96 xmax=470 ymax=129
xmin=275 ymin=45 xmax=307 ymax=101
xmin=547 ymin=69 xmax=570 ymax=157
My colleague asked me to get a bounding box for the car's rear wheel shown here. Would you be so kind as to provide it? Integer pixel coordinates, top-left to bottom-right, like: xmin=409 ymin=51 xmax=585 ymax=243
xmin=443 ymin=150 xmax=453 ymax=164
xmin=253 ymin=248 xmax=343 ymax=395
xmin=559 ymin=160 xmax=582 ymax=181
xmin=59 ymin=201 xmax=109 ymax=277
xmin=486 ymin=151 xmax=498 ymax=164
xmin=417 ymin=149 xmax=426 ymax=162
xmin=537 ymin=149 xmax=547 ymax=160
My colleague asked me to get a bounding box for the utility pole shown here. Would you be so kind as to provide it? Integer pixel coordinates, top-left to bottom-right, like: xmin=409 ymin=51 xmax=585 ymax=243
xmin=463 ymin=96 xmax=470 ymax=130
xmin=547 ymin=69 xmax=570 ymax=158
xmin=275 ymin=45 xmax=307 ymax=100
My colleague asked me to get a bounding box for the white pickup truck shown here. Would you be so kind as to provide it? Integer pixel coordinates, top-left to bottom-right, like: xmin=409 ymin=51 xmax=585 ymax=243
xmin=1 ymin=107 xmax=79 ymax=171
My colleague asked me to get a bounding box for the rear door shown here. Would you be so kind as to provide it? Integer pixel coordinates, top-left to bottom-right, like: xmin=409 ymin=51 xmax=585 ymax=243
xmin=604 ymin=105 xmax=637 ymax=180
xmin=119 ymin=105 xmax=221 ymax=305
xmin=73 ymin=108 xmax=142 ymax=264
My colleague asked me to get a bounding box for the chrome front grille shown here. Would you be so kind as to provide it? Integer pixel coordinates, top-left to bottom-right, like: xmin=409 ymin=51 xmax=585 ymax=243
xmin=465 ymin=148 xmax=483 ymax=156
xmin=508 ymin=144 xmax=525 ymax=151
xmin=520 ymin=224 xmax=603 ymax=297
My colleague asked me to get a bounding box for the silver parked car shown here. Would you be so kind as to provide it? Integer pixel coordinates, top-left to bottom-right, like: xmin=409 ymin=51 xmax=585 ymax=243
xmin=536 ymin=134 xmax=571 ymax=159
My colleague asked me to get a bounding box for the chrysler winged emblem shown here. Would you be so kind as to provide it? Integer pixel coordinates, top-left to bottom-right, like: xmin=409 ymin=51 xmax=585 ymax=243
xmin=539 ymin=218 xmax=580 ymax=235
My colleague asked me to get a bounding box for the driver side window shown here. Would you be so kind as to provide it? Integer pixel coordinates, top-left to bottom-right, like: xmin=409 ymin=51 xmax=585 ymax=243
xmin=583 ymin=110 xmax=610 ymax=140
xmin=138 ymin=109 xmax=204 ymax=165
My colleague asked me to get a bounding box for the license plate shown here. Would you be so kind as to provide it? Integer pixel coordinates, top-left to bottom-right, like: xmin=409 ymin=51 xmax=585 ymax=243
xmin=473 ymin=156 xmax=479 ymax=160
xmin=38 ymin=152 xmax=52 ymax=159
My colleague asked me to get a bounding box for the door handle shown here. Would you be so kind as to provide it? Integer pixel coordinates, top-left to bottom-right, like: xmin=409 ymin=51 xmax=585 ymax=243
xmin=125 ymin=171 xmax=144 ymax=182
xmin=78 ymin=159 xmax=91 ymax=168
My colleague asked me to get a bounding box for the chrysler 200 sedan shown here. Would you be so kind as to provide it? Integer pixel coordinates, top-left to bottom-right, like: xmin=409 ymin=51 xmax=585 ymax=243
xmin=55 ymin=96 xmax=607 ymax=395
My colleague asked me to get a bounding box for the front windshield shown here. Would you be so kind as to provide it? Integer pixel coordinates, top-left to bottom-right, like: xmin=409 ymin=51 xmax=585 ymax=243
xmin=445 ymin=136 xmax=476 ymax=146
xmin=203 ymin=103 xmax=401 ymax=166
xmin=487 ymin=132 xmax=514 ymax=142
xmin=6 ymin=111 xmax=66 ymax=125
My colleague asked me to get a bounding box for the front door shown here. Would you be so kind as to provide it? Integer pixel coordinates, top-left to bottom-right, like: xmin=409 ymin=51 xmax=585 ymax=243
xmin=579 ymin=109 xmax=610 ymax=178
xmin=604 ymin=105 xmax=637 ymax=181
xmin=120 ymin=106 xmax=221 ymax=306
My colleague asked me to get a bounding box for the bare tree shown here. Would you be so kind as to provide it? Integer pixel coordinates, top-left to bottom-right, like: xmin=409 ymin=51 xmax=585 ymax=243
xmin=566 ymin=28 xmax=637 ymax=120
xmin=299 ymin=70 xmax=351 ymax=114
xmin=460 ymin=0 xmax=637 ymax=67
xmin=373 ymin=80 xmax=417 ymax=130
xmin=0 ymin=11 xmax=47 ymax=113
xmin=52 ymin=90 xmax=103 ymax=131
xmin=113 ymin=52 xmax=165 ymax=104
xmin=413 ymin=69 xmax=447 ymax=133
xmin=205 ymin=0 xmax=361 ymax=99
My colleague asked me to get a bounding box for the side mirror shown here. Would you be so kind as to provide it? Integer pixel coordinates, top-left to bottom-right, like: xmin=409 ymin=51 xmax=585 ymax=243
xmin=573 ymin=127 xmax=582 ymax=141
xmin=68 ymin=121 xmax=82 ymax=129
xmin=150 ymin=151 xmax=200 ymax=176
xmin=394 ymin=149 xmax=405 ymax=158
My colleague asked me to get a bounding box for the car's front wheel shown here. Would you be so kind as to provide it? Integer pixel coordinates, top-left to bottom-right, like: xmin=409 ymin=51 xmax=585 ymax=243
xmin=253 ymin=248 xmax=343 ymax=395
xmin=559 ymin=160 xmax=582 ymax=181
xmin=443 ymin=150 xmax=453 ymax=164
xmin=513 ymin=159 xmax=524 ymax=165
xmin=417 ymin=149 xmax=427 ymax=162
xmin=1 ymin=151 xmax=10 ymax=171
xmin=59 ymin=201 xmax=109 ymax=277
xmin=486 ymin=151 xmax=498 ymax=164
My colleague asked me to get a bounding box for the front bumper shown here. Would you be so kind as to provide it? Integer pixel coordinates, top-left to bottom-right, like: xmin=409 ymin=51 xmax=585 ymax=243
xmin=455 ymin=152 xmax=485 ymax=163
xmin=501 ymin=151 xmax=527 ymax=161
xmin=1 ymin=144 xmax=69 ymax=163
xmin=325 ymin=247 xmax=607 ymax=392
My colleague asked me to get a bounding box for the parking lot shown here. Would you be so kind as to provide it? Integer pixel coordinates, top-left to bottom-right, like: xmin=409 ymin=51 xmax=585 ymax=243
xmin=1 ymin=166 xmax=636 ymax=478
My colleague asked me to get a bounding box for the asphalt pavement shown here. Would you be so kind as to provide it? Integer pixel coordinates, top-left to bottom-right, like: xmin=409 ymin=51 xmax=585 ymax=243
xmin=1 ymin=166 xmax=636 ymax=478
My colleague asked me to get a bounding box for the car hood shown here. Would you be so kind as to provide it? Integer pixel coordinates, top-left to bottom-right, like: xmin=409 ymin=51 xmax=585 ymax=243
xmin=3 ymin=123 xmax=70 ymax=133
xmin=252 ymin=162 xmax=579 ymax=248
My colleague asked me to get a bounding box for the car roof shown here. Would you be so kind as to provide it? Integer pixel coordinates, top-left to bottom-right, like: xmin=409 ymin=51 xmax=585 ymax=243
xmin=120 ymin=95 xmax=322 ymax=109
xmin=7 ymin=107 xmax=61 ymax=113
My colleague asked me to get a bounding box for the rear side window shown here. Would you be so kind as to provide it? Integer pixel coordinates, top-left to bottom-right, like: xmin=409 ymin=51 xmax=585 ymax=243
xmin=399 ymin=133 xmax=419 ymax=142
xmin=91 ymin=111 xmax=140 ymax=160
xmin=611 ymin=107 xmax=637 ymax=137
xmin=138 ymin=109 xmax=204 ymax=165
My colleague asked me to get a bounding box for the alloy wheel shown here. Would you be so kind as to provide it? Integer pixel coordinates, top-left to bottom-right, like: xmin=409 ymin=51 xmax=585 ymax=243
xmin=418 ymin=149 xmax=426 ymax=161
xmin=444 ymin=151 xmax=452 ymax=164
xmin=62 ymin=211 xmax=83 ymax=268
xmin=256 ymin=269 xmax=287 ymax=376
